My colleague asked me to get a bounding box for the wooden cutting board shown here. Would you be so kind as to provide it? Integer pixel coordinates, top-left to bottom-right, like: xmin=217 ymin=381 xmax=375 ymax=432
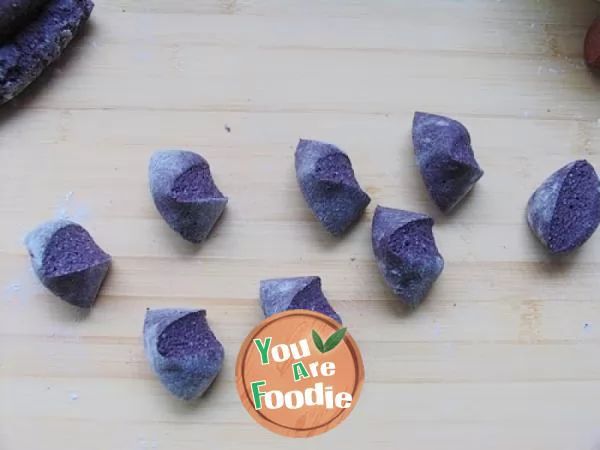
xmin=2 ymin=0 xmax=600 ymax=448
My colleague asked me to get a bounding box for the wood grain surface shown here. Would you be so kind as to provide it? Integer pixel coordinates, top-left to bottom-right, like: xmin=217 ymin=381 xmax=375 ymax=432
xmin=2 ymin=0 xmax=600 ymax=449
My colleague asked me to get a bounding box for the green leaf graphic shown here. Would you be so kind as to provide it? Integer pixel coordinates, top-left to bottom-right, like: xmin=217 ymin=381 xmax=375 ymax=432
xmin=322 ymin=327 xmax=347 ymax=353
xmin=312 ymin=329 xmax=325 ymax=353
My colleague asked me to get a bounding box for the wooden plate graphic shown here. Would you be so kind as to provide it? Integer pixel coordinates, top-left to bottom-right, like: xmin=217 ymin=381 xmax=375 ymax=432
xmin=235 ymin=310 xmax=365 ymax=438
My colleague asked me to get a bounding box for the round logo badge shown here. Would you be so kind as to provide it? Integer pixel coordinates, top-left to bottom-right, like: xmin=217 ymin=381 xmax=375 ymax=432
xmin=235 ymin=310 xmax=364 ymax=438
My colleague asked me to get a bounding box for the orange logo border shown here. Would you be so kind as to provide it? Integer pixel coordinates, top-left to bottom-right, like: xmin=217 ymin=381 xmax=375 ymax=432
xmin=235 ymin=310 xmax=365 ymax=438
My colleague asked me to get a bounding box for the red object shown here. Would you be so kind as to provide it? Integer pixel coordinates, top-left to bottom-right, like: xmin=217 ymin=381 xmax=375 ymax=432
xmin=584 ymin=18 xmax=600 ymax=68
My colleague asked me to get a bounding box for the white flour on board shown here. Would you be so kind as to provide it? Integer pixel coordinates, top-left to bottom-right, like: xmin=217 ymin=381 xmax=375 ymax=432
xmin=55 ymin=191 xmax=90 ymax=223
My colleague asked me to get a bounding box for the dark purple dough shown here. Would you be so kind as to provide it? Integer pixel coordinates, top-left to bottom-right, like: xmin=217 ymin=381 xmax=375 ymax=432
xmin=0 ymin=0 xmax=94 ymax=105
xmin=260 ymin=276 xmax=342 ymax=324
xmin=295 ymin=139 xmax=371 ymax=236
xmin=143 ymin=308 xmax=224 ymax=401
xmin=149 ymin=150 xmax=228 ymax=243
xmin=527 ymin=160 xmax=600 ymax=254
xmin=24 ymin=219 xmax=111 ymax=308
xmin=0 ymin=0 xmax=50 ymax=42
xmin=372 ymin=206 xmax=444 ymax=307
xmin=412 ymin=112 xmax=484 ymax=213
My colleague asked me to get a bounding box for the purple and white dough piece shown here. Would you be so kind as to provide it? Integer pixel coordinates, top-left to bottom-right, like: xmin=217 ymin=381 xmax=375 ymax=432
xmin=527 ymin=160 xmax=600 ymax=254
xmin=24 ymin=219 xmax=111 ymax=308
xmin=412 ymin=112 xmax=484 ymax=213
xmin=0 ymin=0 xmax=94 ymax=105
xmin=295 ymin=139 xmax=371 ymax=236
xmin=149 ymin=150 xmax=228 ymax=243
xmin=260 ymin=276 xmax=342 ymax=324
xmin=372 ymin=206 xmax=444 ymax=307
xmin=143 ymin=308 xmax=224 ymax=401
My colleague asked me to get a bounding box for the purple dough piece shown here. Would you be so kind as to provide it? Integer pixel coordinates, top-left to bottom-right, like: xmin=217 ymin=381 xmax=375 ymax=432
xmin=526 ymin=160 xmax=600 ymax=254
xmin=372 ymin=206 xmax=444 ymax=307
xmin=295 ymin=139 xmax=371 ymax=236
xmin=24 ymin=219 xmax=111 ymax=308
xmin=412 ymin=112 xmax=484 ymax=213
xmin=0 ymin=0 xmax=50 ymax=42
xmin=143 ymin=308 xmax=224 ymax=401
xmin=259 ymin=276 xmax=342 ymax=324
xmin=0 ymin=0 xmax=94 ymax=105
xmin=149 ymin=150 xmax=228 ymax=243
